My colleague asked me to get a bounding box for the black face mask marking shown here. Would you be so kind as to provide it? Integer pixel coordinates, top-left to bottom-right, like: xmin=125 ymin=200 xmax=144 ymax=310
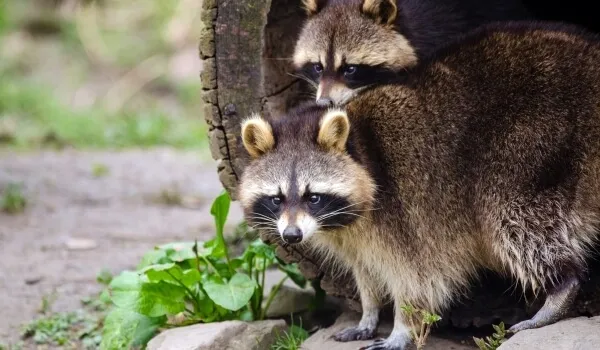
xmin=297 ymin=63 xmax=407 ymax=91
xmin=250 ymin=194 xmax=283 ymax=226
xmin=304 ymin=192 xmax=356 ymax=229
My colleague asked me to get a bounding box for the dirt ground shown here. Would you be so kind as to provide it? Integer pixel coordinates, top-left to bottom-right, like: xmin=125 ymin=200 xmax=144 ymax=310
xmin=0 ymin=148 xmax=243 ymax=345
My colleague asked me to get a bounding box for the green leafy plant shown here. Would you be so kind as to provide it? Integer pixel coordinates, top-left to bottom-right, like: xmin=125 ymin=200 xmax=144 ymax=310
xmin=474 ymin=322 xmax=508 ymax=350
xmin=271 ymin=320 xmax=309 ymax=350
xmin=100 ymin=191 xmax=307 ymax=350
xmin=401 ymin=304 xmax=442 ymax=350
xmin=1 ymin=182 xmax=26 ymax=214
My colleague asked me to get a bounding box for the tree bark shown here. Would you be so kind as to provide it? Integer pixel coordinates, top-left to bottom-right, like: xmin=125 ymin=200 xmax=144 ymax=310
xmin=200 ymin=0 xmax=600 ymax=329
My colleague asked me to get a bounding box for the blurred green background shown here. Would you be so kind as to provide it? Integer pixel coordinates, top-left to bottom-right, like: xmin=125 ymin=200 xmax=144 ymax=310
xmin=0 ymin=0 xmax=207 ymax=150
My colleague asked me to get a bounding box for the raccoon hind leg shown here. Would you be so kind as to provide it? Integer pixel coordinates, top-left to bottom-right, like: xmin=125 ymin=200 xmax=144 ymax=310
xmin=493 ymin=203 xmax=585 ymax=332
xmin=509 ymin=274 xmax=579 ymax=332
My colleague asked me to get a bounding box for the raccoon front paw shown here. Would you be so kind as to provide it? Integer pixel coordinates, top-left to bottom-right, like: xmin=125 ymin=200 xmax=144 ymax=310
xmin=359 ymin=338 xmax=406 ymax=350
xmin=332 ymin=326 xmax=376 ymax=342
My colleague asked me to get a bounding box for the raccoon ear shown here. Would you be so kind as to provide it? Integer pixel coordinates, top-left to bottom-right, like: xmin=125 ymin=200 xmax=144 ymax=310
xmin=318 ymin=109 xmax=350 ymax=153
xmin=241 ymin=114 xmax=275 ymax=158
xmin=361 ymin=0 xmax=397 ymax=26
xmin=302 ymin=0 xmax=327 ymax=16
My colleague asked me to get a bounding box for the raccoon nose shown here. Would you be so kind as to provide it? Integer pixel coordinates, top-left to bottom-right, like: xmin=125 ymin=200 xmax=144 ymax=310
xmin=316 ymin=97 xmax=334 ymax=107
xmin=282 ymin=226 xmax=303 ymax=244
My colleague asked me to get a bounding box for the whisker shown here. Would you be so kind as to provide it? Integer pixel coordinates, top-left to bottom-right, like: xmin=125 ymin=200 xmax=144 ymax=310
xmin=287 ymin=72 xmax=318 ymax=89
xmin=316 ymin=201 xmax=370 ymax=219
xmin=249 ymin=212 xmax=277 ymax=221
xmin=317 ymin=211 xmax=367 ymax=221
xmin=248 ymin=223 xmax=278 ymax=229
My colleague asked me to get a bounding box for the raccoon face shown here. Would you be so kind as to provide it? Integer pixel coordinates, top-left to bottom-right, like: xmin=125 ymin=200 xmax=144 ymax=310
xmin=294 ymin=0 xmax=417 ymax=106
xmin=238 ymin=109 xmax=375 ymax=244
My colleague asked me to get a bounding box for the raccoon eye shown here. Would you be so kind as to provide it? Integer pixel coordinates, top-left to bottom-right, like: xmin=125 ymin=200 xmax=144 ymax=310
xmin=313 ymin=63 xmax=323 ymax=74
xmin=308 ymin=194 xmax=321 ymax=204
xmin=344 ymin=65 xmax=357 ymax=77
xmin=271 ymin=197 xmax=282 ymax=206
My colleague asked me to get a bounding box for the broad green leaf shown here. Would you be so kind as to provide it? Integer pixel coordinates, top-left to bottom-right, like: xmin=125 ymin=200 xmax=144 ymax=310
xmin=203 ymin=238 xmax=225 ymax=258
xmin=229 ymin=258 xmax=244 ymax=270
xmin=161 ymin=242 xmax=197 ymax=262
xmin=100 ymin=308 xmax=165 ymax=350
xmin=211 ymin=259 xmax=234 ymax=279
xmin=277 ymin=263 xmax=307 ymax=288
xmin=194 ymin=293 xmax=216 ymax=321
xmin=253 ymin=256 xmax=275 ymax=271
xmin=142 ymin=263 xmax=200 ymax=287
xmin=210 ymin=191 xmax=231 ymax=258
xmin=239 ymin=309 xmax=254 ymax=322
xmin=109 ymin=271 xmax=143 ymax=307
xmin=248 ymin=239 xmax=276 ymax=259
xmin=110 ymin=273 xmax=187 ymax=317
xmin=211 ymin=191 xmax=231 ymax=238
xmin=204 ymin=273 xmax=257 ymax=311
xmin=137 ymin=282 xmax=187 ymax=317
xmin=180 ymin=269 xmax=202 ymax=287
xmin=137 ymin=249 xmax=168 ymax=269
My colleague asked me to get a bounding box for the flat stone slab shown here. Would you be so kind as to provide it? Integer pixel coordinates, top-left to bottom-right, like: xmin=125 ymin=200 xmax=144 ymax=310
xmin=499 ymin=316 xmax=600 ymax=350
xmin=301 ymin=311 xmax=475 ymax=350
xmin=147 ymin=319 xmax=287 ymax=350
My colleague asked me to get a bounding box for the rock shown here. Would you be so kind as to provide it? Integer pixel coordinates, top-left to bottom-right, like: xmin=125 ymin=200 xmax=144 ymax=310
xmin=301 ymin=311 xmax=475 ymax=350
xmin=147 ymin=319 xmax=287 ymax=350
xmin=263 ymin=269 xmax=344 ymax=325
xmin=263 ymin=269 xmax=315 ymax=318
xmin=265 ymin=284 xmax=315 ymax=318
xmin=498 ymin=316 xmax=600 ymax=350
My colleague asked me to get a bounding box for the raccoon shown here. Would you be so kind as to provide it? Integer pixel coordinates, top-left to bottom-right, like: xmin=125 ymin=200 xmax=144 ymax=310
xmin=293 ymin=0 xmax=530 ymax=106
xmin=240 ymin=22 xmax=600 ymax=350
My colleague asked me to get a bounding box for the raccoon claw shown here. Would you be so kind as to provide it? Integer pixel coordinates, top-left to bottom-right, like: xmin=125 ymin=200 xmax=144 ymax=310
xmin=359 ymin=338 xmax=404 ymax=350
xmin=332 ymin=326 xmax=376 ymax=342
xmin=508 ymin=319 xmax=538 ymax=333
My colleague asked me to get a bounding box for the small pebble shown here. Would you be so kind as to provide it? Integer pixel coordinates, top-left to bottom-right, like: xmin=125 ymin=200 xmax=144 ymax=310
xmin=65 ymin=238 xmax=98 ymax=251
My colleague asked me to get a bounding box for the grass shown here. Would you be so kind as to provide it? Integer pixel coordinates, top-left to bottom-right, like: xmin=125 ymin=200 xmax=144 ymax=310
xmin=18 ymin=271 xmax=113 ymax=349
xmin=155 ymin=186 xmax=183 ymax=206
xmin=21 ymin=309 xmax=104 ymax=348
xmin=271 ymin=322 xmax=309 ymax=350
xmin=0 ymin=0 xmax=208 ymax=151
xmin=0 ymin=76 xmax=207 ymax=149
xmin=92 ymin=163 xmax=109 ymax=177
xmin=1 ymin=182 xmax=27 ymax=214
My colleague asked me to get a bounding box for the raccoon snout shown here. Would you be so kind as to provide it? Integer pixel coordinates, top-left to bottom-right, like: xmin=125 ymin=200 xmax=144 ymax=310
xmin=282 ymin=226 xmax=303 ymax=244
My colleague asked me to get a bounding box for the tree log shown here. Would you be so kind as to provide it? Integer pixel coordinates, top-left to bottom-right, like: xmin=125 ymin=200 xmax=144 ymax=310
xmin=200 ymin=0 xmax=600 ymax=329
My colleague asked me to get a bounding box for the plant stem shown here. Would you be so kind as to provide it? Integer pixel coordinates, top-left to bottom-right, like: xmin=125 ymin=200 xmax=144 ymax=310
xmin=252 ymin=268 xmax=261 ymax=318
xmin=405 ymin=313 xmax=418 ymax=342
xmin=423 ymin=325 xmax=432 ymax=348
xmin=166 ymin=270 xmax=202 ymax=312
xmin=201 ymin=256 xmax=223 ymax=280
xmin=258 ymin=258 xmax=267 ymax=315
xmin=193 ymin=239 xmax=202 ymax=275
xmin=216 ymin=226 xmax=232 ymax=273
xmin=419 ymin=317 xmax=427 ymax=345
xmin=261 ymin=275 xmax=288 ymax=320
